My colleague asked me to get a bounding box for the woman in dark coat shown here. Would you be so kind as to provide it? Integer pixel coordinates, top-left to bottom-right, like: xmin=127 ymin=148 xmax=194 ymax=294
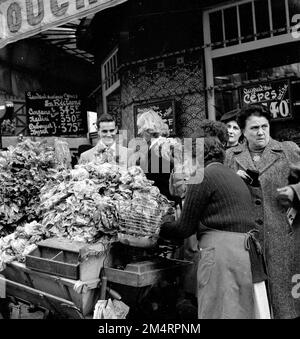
xmin=225 ymin=104 xmax=300 ymax=319
xmin=160 ymin=129 xmax=269 ymax=319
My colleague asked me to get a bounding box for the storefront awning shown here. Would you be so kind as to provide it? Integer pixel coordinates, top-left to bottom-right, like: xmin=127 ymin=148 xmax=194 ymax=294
xmin=0 ymin=0 xmax=128 ymax=50
xmin=29 ymin=17 xmax=95 ymax=64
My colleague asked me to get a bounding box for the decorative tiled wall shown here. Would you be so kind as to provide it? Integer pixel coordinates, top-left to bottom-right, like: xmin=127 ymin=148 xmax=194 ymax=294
xmin=120 ymin=53 xmax=206 ymax=141
xmin=107 ymin=91 xmax=122 ymax=129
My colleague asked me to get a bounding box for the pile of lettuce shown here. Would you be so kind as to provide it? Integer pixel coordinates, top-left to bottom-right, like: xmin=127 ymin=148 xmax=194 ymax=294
xmin=0 ymin=139 xmax=58 ymax=236
xmin=37 ymin=162 xmax=174 ymax=243
xmin=0 ymin=221 xmax=48 ymax=271
xmin=0 ymin=143 xmax=175 ymax=268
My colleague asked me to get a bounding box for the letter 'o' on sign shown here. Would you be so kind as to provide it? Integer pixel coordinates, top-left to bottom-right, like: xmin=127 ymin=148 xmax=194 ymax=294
xmin=7 ymin=3 xmax=22 ymax=33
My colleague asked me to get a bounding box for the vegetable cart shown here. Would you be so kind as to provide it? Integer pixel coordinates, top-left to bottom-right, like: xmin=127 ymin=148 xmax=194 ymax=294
xmin=0 ymin=238 xmax=192 ymax=319
xmin=0 ymin=238 xmax=110 ymax=319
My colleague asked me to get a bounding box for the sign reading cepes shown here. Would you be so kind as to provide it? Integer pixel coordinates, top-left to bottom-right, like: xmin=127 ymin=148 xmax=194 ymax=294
xmin=239 ymin=79 xmax=293 ymax=120
xmin=0 ymin=0 xmax=127 ymax=49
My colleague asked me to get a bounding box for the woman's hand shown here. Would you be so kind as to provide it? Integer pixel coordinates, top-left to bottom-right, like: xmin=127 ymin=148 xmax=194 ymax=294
xmin=169 ymin=171 xmax=187 ymax=198
xmin=276 ymin=186 xmax=295 ymax=207
xmin=236 ymin=170 xmax=252 ymax=183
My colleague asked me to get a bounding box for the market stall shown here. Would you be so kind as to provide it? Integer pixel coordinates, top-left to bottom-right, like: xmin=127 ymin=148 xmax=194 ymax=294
xmin=0 ymin=139 xmax=191 ymax=319
xmin=1 ymin=238 xmax=109 ymax=319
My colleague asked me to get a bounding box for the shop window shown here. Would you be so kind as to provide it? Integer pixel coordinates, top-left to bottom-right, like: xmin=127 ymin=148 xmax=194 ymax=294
xmin=209 ymin=11 xmax=223 ymax=49
xmin=239 ymin=3 xmax=254 ymax=43
xmin=102 ymin=48 xmax=120 ymax=93
xmin=254 ymin=0 xmax=271 ymax=39
xmin=213 ymin=41 xmax=300 ymax=80
xmin=204 ymin=0 xmax=300 ymax=122
xmin=215 ymin=89 xmax=240 ymax=120
xmin=224 ymin=7 xmax=238 ymax=46
xmin=101 ymin=47 xmax=120 ymax=115
xmin=271 ymin=0 xmax=287 ymax=35
xmin=205 ymin=0 xmax=293 ymax=50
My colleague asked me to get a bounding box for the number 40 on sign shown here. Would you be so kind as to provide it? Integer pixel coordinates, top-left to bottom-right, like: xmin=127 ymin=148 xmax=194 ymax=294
xmin=262 ymin=100 xmax=290 ymax=119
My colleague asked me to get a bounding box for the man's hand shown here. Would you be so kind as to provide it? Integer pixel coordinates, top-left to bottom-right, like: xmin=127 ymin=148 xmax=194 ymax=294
xmin=277 ymin=186 xmax=295 ymax=207
xmin=95 ymin=143 xmax=107 ymax=154
xmin=161 ymin=213 xmax=176 ymax=224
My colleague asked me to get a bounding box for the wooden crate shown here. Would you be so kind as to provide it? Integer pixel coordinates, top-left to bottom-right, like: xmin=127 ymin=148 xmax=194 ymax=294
xmin=104 ymin=258 xmax=192 ymax=287
xmin=25 ymin=238 xmax=108 ymax=281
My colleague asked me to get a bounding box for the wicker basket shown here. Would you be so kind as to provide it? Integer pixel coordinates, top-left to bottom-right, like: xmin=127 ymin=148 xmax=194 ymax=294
xmin=117 ymin=203 xmax=163 ymax=248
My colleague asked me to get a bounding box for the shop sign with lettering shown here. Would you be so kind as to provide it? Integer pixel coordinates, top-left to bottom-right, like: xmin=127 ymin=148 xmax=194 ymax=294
xmin=239 ymin=79 xmax=293 ymax=120
xmin=0 ymin=0 xmax=127 ymax=49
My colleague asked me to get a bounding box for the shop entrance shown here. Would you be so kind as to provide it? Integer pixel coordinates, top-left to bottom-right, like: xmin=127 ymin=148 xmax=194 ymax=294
xmin=203 ymin=0 xmax=300 ymax=121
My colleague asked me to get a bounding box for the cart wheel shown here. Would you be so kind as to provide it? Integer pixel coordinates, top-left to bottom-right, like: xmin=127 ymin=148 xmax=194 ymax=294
xmin=60 ymin=303 xmax=85 ymax=319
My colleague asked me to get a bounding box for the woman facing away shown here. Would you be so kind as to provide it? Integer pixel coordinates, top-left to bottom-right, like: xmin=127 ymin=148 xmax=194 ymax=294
xmin=160 ymin=125 xmax=270 ymax=319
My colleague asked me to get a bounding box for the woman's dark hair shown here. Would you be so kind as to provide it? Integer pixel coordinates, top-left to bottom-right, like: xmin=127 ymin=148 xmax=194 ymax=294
xmin=197 ymin=119 xmax=229 ymax=145
xmin=191 ymin=119 xmax=228 ymax=164
xmin=204 ymin=136 xmax=226 ymax=164
xmin=237 ymin=104 xmax=271 ymax=130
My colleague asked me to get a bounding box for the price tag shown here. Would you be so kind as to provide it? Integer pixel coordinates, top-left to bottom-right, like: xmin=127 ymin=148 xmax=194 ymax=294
xmin=0 ymin=275 xmax=6 ymax=298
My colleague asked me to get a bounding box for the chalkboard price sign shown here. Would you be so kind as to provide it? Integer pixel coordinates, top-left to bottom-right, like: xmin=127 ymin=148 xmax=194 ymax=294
xmin=239 ymin=79 xmax=293 ymax=121
xmin=26 ymin=92 xmax=87 ymax=136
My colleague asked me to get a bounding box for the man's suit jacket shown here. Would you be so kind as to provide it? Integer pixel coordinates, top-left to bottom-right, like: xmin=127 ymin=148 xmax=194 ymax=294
xmin=78 ymin=141 xmax=132 ymax=168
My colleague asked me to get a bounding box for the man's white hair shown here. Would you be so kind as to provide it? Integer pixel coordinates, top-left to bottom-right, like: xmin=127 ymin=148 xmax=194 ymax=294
xmin=137 ymin=109 xmax=169 ymax=136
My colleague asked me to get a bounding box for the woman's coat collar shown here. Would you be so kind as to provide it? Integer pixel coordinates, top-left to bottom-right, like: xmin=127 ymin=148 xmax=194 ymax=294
xmin=231 ymin=138 xmax=283 ymax=174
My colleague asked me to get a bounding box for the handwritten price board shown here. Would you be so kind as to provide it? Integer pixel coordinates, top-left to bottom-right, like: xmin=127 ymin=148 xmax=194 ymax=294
xmin=26 ymin=92 xmax=87 ymax=136
xmin=239 ymin=79 xmax=293 ymax=121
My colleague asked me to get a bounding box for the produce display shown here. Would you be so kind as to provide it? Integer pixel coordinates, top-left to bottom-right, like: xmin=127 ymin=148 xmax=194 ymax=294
xmin=38 ymin=162 xmax=173 ymax=243
xmin=0 ymin=221 xmax=47 ymax=271
xmin=0 ymin=139 xmax=57 ymax=236
xmin=0 ymin=140 xmax=175 ymax=270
